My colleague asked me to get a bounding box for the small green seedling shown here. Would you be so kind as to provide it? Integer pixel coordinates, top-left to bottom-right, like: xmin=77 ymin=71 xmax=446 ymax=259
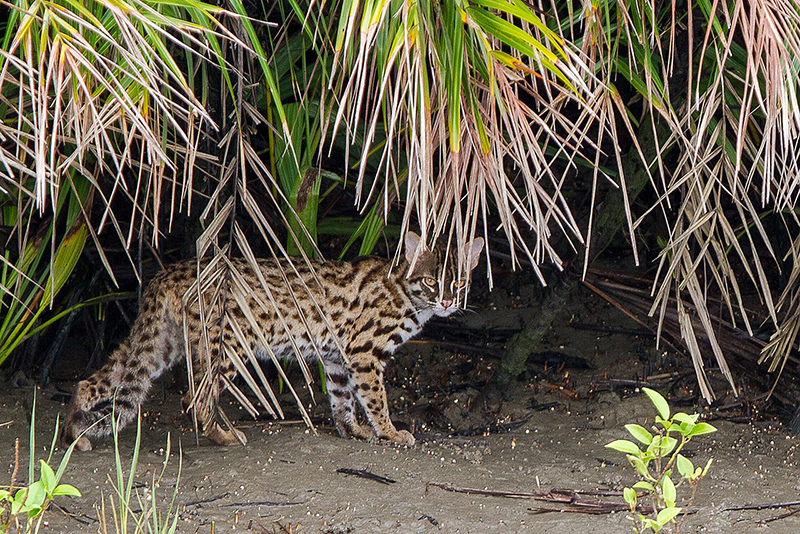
xmin=0 ymin=459 xmax=82 ymax=532
xmin=1 ymin=392 xmax=82 ymax=533
xmin=606 ymin=387 xmax=716 ymax=533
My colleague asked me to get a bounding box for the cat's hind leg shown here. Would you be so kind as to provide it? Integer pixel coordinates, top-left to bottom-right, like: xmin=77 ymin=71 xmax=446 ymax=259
xmin=323 ymin=357 xmax=371 ymax=440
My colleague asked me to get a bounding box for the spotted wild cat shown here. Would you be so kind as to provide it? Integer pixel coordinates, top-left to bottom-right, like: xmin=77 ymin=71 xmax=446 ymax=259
xmin=63 ymin=232 xmax=483 ymax=450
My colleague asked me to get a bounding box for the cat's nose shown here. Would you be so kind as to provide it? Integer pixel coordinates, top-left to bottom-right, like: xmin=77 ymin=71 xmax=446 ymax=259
xmin=441 ymin=300 xmax=453 ymax=308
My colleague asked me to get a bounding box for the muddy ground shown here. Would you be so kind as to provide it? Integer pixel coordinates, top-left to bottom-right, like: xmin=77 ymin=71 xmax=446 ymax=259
xmin=2 ymin=271 xmax=800 ymax=533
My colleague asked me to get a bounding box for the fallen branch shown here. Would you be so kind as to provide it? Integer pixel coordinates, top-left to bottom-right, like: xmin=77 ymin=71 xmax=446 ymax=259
xmin=725 ymin=500 xmax=800 ymax=511
xmin=336 ymin=468 xmax=396 ymax=485
xmin=185 ymin=492 xmax=231 ymax=507
xmin=220 ymin=500 xmax=302 ymax=508
xmin=427 ymin=482 xmax=550 ymax=499
xmin=427 ymin=482 xmax=698 ymax=516
xmin=568 ymin=322 xmax=653 ymax=337
xmin=762 ymin=508 xmax=800 ymax=524
xmin=550 ymin=488 xmax=625 ymax=497
xmin=406 ymin=339 xmax=501 ymax=359
xmin=419 ymin=514 xmax=439 ymax=526
xmin=51 ymin=502 xmax=98 ymax=525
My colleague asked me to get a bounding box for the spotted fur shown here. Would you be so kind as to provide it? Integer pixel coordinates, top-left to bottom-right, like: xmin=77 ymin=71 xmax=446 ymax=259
xmin=63 ymin=233 xmax=483 ymax=450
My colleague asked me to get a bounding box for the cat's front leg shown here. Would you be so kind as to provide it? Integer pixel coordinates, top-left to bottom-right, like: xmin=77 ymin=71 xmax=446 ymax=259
xmin=347 ymin=355 xmax=415 ymax=446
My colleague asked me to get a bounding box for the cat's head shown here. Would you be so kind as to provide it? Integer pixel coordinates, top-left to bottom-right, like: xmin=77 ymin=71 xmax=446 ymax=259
xmin=403 ymin=232 xmax=484 ymax=317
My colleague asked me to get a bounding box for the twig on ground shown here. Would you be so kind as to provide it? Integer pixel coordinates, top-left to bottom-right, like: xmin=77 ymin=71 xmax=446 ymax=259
xmin=527 ymin=504 xmax=632 ymax=515
xmin=419 ymin=514 xmax=439 ymax=526
xmin=336 ymin=468 xmax=396 ymax=484
xmin=595 ymin=457 xmax=621 ymax=467
xmin=581 ymin=279 xmax=685 ymax=356
xmin=428 ymin=482 xmax=535 ymax=498
xmin=427 ymin=482 xmax=580 ymax=500
xmin=725 ymin=501 xmax=800 ymax=511
xmin=406 ymin=339 xmax=499 ymax=359
xmin=606 ymin=378 xmax=650 ymax=389
xmin=712 ymin=393 xmax=769 ymax=412
xmin=762 ymin=507 xmax=800 ymax=524
xmin=51 ymin=502 xmax=98 ymax=525
xmin=550 ymin=488 xmax=624 ymax=497
xmin=427 ymin=482 xmax=699 ymax=516
xmin=568 ymin=322 xmax=653 ymax=337
xmin=220 ymin=501 xmax=302 ymax=508
xmin=185 ymin=492 xmax=231 ymax=507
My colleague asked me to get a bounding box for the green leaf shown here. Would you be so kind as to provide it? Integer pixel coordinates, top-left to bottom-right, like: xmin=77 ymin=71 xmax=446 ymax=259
xmin=694 ymin=467 xmax=704 ymax=478
xmin=671 ymin=412 xmax=699 ymax=425
xmin=470 ymin=0 xmax=567 ymax=58
xmin=661 ymin=474 xmax=676 ymax=507
xmin=661 ymin=436 xmax=679 ymax=455
xmin=625 ymin=424 xmax=653 ymax=445
xmin=643 ymin=518 xmax=662 ymax=532
xmin=52 ymin=484 xmax=82 ymax=498
xmin=606 ymin=439 xmax=641 ymax=455
xmin=11 ymin=488 xmax=27 ymax=515
xmin=632 ymin=481 xmax=654 ymax=492
xmin=647 ymin=435 xmax=661 ymax=455
xmin=642 ymin=387 xmax=670 ymax=420
xmin=687 ymin=423 xmax=717 ymax=437
xmin=677 ymin=454 xmax=694 ymax=478
xmin=629 ymin=455 xmax=650 ymax=478
xmin=678 ymin=421 xmax=695 ymax=436
xmin=40 ymin=460 xmax=56 ymax=494
xmin=23 ymin=480 xmax=46 ymax=511
xmin=623 ymin=487 xmax=637 ymax=505
xmin=656 ymin=506 xmax=682 ymax=525
xmin=41 ymin=221 xmax=87 ymax=307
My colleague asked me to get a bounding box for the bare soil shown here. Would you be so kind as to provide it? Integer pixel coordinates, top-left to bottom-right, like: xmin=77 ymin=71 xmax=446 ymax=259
xmin=2 ymin=273 xmax=800 ymax=533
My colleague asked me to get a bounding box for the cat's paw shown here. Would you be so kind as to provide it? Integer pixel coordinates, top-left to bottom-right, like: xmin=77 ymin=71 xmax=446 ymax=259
xmin=206 ymin=424 xmax=247 ymax=446
xmin=73 ymin=435 xmax=93 ymax=451
xmin=348 ymin=426 xmax=374 ymax=441
xmin=388 ymin=429 xmax=415 ymax=446
xmin=63 ymin=411 xmax=93 ymax=451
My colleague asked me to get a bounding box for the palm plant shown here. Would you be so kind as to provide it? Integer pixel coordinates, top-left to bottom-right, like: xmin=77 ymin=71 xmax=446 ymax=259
xmin=0 ymin=0 xmax=312 ymax=428
xmin=1 ymin=0 xmax=798 ymax=430
xmin=291 ymin=0 xmax=800 ymax=399
xmin=319 ymin=0 xmax=594 ymax=278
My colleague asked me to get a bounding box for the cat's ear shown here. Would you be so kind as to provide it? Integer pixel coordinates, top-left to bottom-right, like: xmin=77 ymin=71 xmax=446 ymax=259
xmin=404 ymin=232 xmax=423 ymax=264
xmin=468 ymin=237 xmax=484 ymax=270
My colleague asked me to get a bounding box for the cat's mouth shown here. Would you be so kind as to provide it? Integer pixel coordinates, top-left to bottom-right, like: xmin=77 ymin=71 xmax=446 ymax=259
xmin=433 ymin=302 xmax=460 ymax=317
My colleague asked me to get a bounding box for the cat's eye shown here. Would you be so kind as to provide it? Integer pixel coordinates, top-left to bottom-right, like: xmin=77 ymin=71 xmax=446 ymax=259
xmin=423 ymin=277 xmax=438 ymax=287
xmin=454 ymin=280 xmax=466 ymax=289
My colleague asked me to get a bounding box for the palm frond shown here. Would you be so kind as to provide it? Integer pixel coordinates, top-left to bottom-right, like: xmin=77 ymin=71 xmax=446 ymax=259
xmin=314 ymin=0 xmax=601 ymax=280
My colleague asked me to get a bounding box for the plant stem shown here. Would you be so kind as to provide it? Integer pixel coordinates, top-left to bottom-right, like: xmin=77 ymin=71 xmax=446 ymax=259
xmin=676 ymin=481 xmax=701 ymax=533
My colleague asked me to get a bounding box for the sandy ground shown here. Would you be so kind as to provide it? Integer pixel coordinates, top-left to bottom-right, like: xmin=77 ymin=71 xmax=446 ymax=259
xmin=2 ymin=279 xmax=800 ymax=533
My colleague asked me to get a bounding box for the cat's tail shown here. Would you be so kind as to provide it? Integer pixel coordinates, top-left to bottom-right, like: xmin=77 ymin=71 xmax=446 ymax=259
xmin=63 ymin=341 xmax=153 ymax=451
